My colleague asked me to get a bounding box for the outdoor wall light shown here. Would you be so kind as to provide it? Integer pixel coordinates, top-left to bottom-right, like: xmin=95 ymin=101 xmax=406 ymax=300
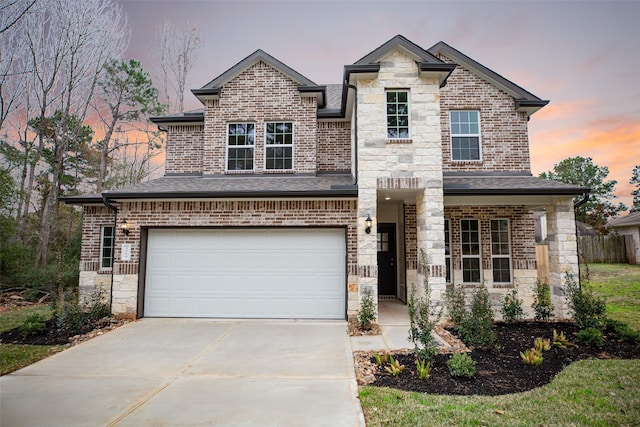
xmin=365 ymin=215 xmax=372 ymax=234
xmin=120 ymin=219 xmax=130 ymax=235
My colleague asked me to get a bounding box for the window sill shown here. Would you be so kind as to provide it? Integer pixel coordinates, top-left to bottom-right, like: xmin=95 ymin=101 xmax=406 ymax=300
xmin=451 ymin=160 xmax=482 ymax=163
xmin=263 ymin=169 xmax=295 ymax=174
xmin=97 ymin=269 xmax=112 ymax=275
xmin=386 ymin=138 xmax=412 ymax=144
xmin=225 ymin=170 xmax=255 ymax=175
xmin=492 ymin=283 xmax=514 ymax=289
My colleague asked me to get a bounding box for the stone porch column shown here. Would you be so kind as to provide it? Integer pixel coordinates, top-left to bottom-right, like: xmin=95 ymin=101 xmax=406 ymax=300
xmin=416 ymin=188 xmax=446 ymax=305
xmin=357 ymin=176 xmax=378 ymax=303
xmin=545 ymin=197 xmax=579 ymax=319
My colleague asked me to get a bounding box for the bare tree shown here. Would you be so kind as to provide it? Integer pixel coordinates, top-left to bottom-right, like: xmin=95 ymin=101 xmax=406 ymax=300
xmin=0 ymin=0 xmax=38 ymax=34
xmin=154 ymin=21 xmax=202 ymax=114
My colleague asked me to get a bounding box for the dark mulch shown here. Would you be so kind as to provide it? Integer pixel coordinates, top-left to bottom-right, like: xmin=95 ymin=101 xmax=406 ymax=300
xmin=372 ymin=321 xmax=640 ymax=396
xmin=1 ymin=317 xmax=112 ymax=345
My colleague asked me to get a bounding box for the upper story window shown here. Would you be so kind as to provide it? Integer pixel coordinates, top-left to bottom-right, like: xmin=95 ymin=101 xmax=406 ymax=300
xmin=227 ymin=123 xmax=255 ymax=171
xmin=386 ymin=90 xmax=409 ymax=139
xmin=265 ymin=122 xmax=293 ymax=170
xmin=100 ymin=225 xmax=115 ymax=269
xmin=450 ymin=111 xmax=481 ymax=161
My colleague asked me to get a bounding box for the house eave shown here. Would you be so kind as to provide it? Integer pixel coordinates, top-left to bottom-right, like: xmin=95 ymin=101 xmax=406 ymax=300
xmin=418 ymin=62 xmax=457 ymax=87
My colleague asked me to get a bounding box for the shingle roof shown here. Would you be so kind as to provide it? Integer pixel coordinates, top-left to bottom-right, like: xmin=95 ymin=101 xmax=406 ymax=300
xmin=607 ymin=211 xmax=640 ymax=227
xmin=442 ymin=172 xmax=588 ymax=195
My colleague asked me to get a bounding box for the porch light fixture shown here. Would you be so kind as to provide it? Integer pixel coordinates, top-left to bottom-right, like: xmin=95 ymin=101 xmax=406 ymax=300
xmin=120 ymin=219 xmax=130 ymax=235
xmin=365 ymin=215 xmax=372 ymax=234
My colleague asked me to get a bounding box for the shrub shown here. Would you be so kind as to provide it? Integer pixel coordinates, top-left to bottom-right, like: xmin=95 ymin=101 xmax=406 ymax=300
xmin=564 ymin=273 xmax=606 ymax=330
xmin=520 ymin=348 xmax=543 ymax=365
xmin=552 ymin=329 xmax=573 ymax=348
xmin=444 ymin=284 xmax=466 ymax=327
xmin=416 ymin=359 xmax=431 ymax=381
xmin=532 ymin=279 xmax=554 ymax=321
xmin=384 ymin=355 xmax=405 ymax=376
xmin=457 ymin=285 xmax=498 ymax=349
xmin=604 ymin=318 xmax=640 ymax=343
xmin=358 ymin=288 xmax=377 ymax=330
xmin=407 ymin=251 xmax=443 ymax=362
xmin=576 ymin=327 xmax=605 ymax=348
xmin=447 ymin=352 xmax=476 ymax=378
xmin=500 ymin=288 xmax=524 ymax=323
xmin=20 ymin=313 xmax=47 ymax=338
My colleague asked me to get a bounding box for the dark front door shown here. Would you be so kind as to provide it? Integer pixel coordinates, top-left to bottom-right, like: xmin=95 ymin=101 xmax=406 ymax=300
xmin=377 ymin=223 xmax=397 ymax=296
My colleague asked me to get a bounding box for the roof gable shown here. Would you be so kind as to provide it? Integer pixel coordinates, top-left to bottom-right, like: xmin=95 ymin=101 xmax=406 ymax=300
xmin=354 ymin=34 xmax=442 ymax=65
xmin=428 ymin=41 xmax=548 ymax=115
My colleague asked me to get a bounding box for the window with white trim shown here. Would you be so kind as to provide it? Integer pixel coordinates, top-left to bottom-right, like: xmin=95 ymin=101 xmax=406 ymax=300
xmin=444 ymin=219 xmax=451 ymax=284
xmin=386 ymin=90 xmax=409 ymax=138
xmin=460 ymin=219 xmax=481 ymax=283
xmin=491 ymin=219 xmax=512 ymax=283
xmin=265 ymin=122 xmax=293 ymax=170
xmin=227 ymin=123 xmax=255 ymax=171
xmin=100 ymin=225 xmax=115 ymax=269
xmin=450 ymin=111 xmax=481 ymax=161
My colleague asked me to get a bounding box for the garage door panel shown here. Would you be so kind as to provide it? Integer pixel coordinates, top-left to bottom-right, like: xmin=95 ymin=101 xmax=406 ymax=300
xmin=145 ymin=228 xmax=346 ymax=319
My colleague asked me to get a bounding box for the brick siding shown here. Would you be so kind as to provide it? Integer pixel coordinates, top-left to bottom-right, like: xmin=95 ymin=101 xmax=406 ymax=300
xmin=317 ymin=121 xmax=351 ymax=172
xmin=80 ymin=206 xmax=116 ymax=272
xmin=403 ymin=203 xmax=417 ymax=269
xmin=165 ymin=125 xmax=204 ymax=175
xmin=437 ymin=53 xmax=531 ymax=173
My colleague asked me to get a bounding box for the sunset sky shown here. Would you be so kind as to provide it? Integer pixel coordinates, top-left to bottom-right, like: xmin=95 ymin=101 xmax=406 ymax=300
xmin=119 ymin=0 xmax=639 ymax=207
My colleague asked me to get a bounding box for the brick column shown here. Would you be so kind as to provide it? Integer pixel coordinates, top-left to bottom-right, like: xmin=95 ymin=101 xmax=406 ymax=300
xmin=545 ymin=198 xmax=579 ymax=319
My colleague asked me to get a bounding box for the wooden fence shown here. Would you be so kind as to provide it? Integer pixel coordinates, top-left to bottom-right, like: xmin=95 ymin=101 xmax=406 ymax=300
xmin=578 ymin=235 xmax=635 ymax=264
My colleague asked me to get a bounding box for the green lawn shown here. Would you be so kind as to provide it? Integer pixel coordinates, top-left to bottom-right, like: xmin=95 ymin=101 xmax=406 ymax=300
xmin=0 ymin=304 xmax=65 ymax=375
xmin=587 ymin=263 xmax=640 ymax=331
xmin=361 ymin=263 xmax=640 ymax=426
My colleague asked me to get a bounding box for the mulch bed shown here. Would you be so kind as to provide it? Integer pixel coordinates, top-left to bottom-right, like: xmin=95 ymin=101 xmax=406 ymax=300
xmin=371 ymin=321 xmax=640 ymax=396
xmin=1 ymin=317 xmax=127 ymax=346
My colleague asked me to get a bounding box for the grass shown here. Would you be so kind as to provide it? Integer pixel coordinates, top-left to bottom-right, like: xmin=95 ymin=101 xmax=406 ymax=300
xmin=586 ymin=263 xmax=640 ymax=330
xmin=360 ymin=263 xmax=640 ymax=426
xmin=0 ymin=304 xmax=65 ymax=376
xmin=360 ymin=360 xmax=640 ymax=426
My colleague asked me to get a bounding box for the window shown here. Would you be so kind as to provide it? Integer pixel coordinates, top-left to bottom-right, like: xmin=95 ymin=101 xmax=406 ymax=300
xmin=265 ymin=122 xmax=293 ymax=170
xmin=491 ymin=219 xmax=512 ymax=283
xmin=100 ymin=225 xmax=115 ymax=269
xmin=460 ymin=219 xmax=481 ymax=283
xmin=450 ymin=111 xmax=481 ymax=161
xmin=227 ymin=123 xmax=255 ymax=171
xmin=444 ymin=219 xmax=451 ymax=284
xmin=386 ymin=90 xmax=409 ymax=138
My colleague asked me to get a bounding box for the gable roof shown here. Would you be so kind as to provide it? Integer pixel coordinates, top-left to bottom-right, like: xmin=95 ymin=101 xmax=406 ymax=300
xmin=607 ymin=211 xmax=640 ymax=228
xmin=354 ymin=34 xmax=442 ymax=65
xmin=427 ymin=41 xmax=548 ymax=115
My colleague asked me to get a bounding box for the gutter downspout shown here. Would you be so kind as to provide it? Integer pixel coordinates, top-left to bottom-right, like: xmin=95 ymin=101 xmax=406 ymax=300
xmin=345 ymin=81 xmax=358 ymax=185
xmin=102 ymin=194 xmax=118 ymax=314
xmin=573 ymin=192 xmax=590 ymax=288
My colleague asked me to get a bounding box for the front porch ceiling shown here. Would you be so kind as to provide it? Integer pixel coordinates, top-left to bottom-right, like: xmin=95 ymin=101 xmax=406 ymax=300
xmin=444 ymin=194 xmax=568 ymax=208
xmin=377 ymin=188 xmax=422 ymax=203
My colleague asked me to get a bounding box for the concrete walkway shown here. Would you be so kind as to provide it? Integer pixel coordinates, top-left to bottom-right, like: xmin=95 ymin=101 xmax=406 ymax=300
xmin=1 ymin=319 xmax=364 ymax=426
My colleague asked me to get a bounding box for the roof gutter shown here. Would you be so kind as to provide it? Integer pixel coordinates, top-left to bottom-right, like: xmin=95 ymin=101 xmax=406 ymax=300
xmin=102 ymin=194 xmax=118 ymax=315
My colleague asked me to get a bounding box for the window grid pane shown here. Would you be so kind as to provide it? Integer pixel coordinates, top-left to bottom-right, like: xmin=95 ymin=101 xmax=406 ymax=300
xmin=491 ymin=219 xmax=511 ymax=283
xmin=265 ymin=122 xmax=293 ymax=170
xmin=386 ymin=91 xmax=409 ymax=138
xmin=461 ymin=219 xmax=481 ymax=283
xmin=227 ymin=123 xmax=255 ymax=170
xmin=450 ymin=111 xmax=480 ymax=160
xmin=100 ymin=226 xmax=115 ymax=269
xmin=444 ymin=219 xmax=451 ymax=283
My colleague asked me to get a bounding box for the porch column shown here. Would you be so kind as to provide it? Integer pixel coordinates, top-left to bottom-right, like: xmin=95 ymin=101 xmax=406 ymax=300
xmin=416 ymin=188 xmax=446 ymax=304
xmin=357 ymin=177 xmax=378 ymax=304
xmin=545 ymin=197 xmax=579 ymax=319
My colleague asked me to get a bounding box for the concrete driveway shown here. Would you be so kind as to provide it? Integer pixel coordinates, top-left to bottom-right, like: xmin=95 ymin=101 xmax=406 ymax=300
xmin=1 ymin=319 xmax=364 ymax=426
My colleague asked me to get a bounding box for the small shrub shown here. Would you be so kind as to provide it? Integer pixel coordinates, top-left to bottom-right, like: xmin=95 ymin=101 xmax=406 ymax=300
xmin=564 ymin=273 xmax=607 ymax=330
xmin=533 ymin=337 xmax=551 ymax=352
xmin=532 ymin=279 xmax=554 ymax=321
xmin=415 ymin=359 xmax=431 ymax=381
xmin=84 ymin=288 xmax=110 ymax=323
xmin=604 ymin=318 xmax=639 ymax=343
xmin=407 ymin=251 xmax=443 ymax=361
xmin=576 ymin=327 xmax=605 ymax=348
xmin=520 ymin=348 xmax=543 ymax=365
xmin=373 ymin=352 xmax=390 ymax=366
xmin=552 ymin=329 xmax=573 ymax=348
xmin=358 ymin=288 xmax=377 ymax=330
xmin=384 ymin=355 xmax=405 ymax=376
xmin=447 ymin=352 xmax=476 ymax=378
xmin=457 ymin=285 xmax=498 ymax=349
xmin=500 ymin=288 xmax=524 ymax=323
xmin=444 ymin=284 xmax=466 ymax=327
xmin=20 ymin=313 xmax=47 ymax=338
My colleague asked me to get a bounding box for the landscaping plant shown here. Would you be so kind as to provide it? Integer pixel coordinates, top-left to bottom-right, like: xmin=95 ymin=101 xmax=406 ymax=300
xmin=552 ymin=329 xmax=573 ymax=348
xmin=19 ymin=313 xmax=47 ymax=338
xmin=534 ymin=337 xmax=551 ymax=352
xmin=384 ymin=355 xmax=405 ymax=376
xmin=456 ymin=285 xmax=498 ymax=349
xmin=500 ymin=288 xmax=524 ymax=323
xmin=576 ymin=327 xmax=605 ymax=348
xmin=447 ymin=352 xmax=476 ymax=378
xmin=564 ymin=273 xmax=607 ymax=330
xmin=374 ymin=352 xmax=390 ymax=366
xmin=532 ymin=279 xmax=554 ymax=321
xmin=358 ymin=288 xmax=377 ymax=330
xmin=604 ymin=318 xmax=640 ymax=343
xmin=444 ymin=284 xmax=466 ymax=327
xmin=520 ymin=348 xmax=543 ymax=365
xmin=415 ymin=359 xmax=431 ymax=381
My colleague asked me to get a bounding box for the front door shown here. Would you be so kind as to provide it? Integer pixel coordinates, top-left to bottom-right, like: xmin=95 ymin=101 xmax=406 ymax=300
xmin=377 ymin=223 xmax=397 ymax=296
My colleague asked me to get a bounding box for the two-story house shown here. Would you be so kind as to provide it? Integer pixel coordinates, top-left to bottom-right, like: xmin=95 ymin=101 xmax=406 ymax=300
xmin=65 ymin=35 xmax=587 ymax=320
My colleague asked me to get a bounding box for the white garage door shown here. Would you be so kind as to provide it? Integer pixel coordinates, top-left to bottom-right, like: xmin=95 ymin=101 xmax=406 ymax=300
xmin=144 ymin=228 xmax=346 ymax=319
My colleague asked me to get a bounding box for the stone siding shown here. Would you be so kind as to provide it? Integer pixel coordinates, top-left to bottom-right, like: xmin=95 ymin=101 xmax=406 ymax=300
xmin=437 ymin=52 xmax=531 ymax=173
xmin=317 ymin=121 xmax=351 ymax=172
xmin=165 ymin=125 xmax=204 ymax=175
xmin=203 ymin=61 xmax=318 ymax=175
